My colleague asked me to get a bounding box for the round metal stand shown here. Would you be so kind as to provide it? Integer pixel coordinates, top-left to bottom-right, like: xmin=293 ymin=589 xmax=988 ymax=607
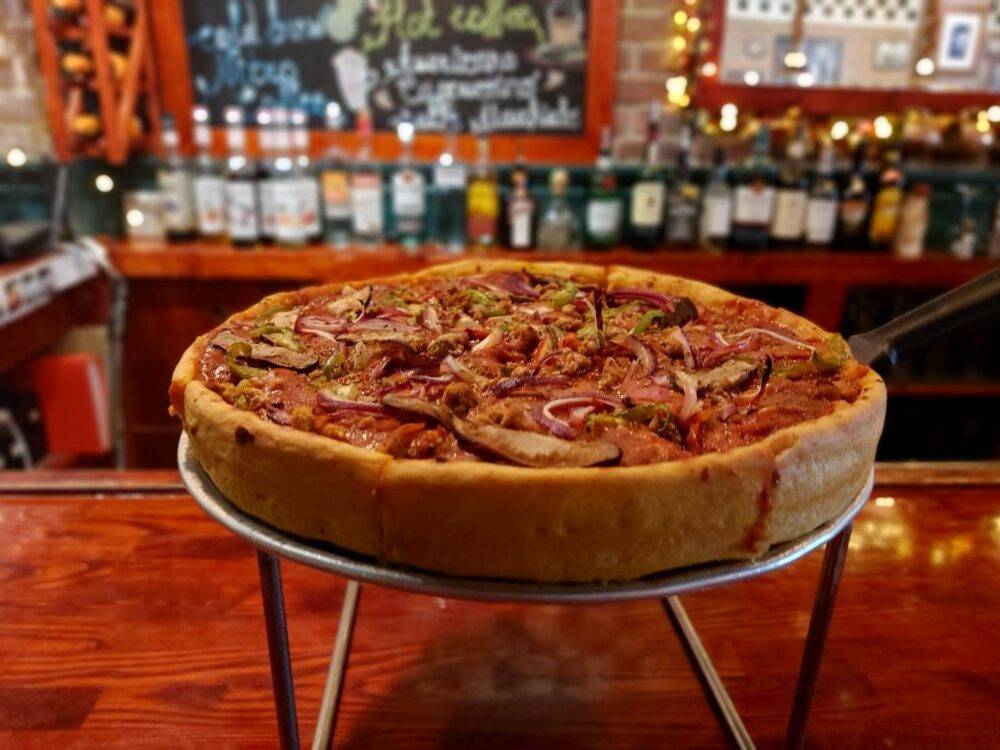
xmin=179 ymin=433 xmax=872 ymax=750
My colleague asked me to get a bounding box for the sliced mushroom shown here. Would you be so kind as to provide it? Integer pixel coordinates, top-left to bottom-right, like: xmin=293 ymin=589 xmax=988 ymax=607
xmin=269 ymin=309 xmax=299 ymax=328
xmin=337 ymin=330 xmax=420 ymax=349
xmin=209 ymin=330 xmax=249 ymax=350
xmin=381 ymin=394 xmax=454 ymax=427
xmin=691 ymin=359 xmax=757 ymax=393
xmin=667 ymin=297 xmax=699 ymax=327
xmin=249 ymin=343 xmax=317 ymax=370
xmin=327 ymin=285 xmax=372 ymax=316
xmin=451 ymin=419 xmax=621 ymax=468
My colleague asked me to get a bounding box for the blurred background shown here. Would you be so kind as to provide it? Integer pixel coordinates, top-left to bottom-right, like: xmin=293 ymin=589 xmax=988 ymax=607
xmin=0 ymin=0 xmax=996 ymax=470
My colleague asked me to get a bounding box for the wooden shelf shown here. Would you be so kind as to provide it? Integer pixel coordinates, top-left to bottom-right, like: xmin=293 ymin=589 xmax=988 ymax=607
xmin=107 ymin=239 xmax=998 ymax=286
xmin=886 ymin=381 xmax=1000 ymax=398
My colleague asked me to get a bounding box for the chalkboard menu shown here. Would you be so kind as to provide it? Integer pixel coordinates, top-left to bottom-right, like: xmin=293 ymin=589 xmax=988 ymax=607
xmin=183 ymin=0 xmax=590 ymax=133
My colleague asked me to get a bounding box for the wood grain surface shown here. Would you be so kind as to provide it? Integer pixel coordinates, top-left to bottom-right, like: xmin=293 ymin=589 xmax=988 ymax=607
xmin=1 ymin=472 xmax=996 ymax=748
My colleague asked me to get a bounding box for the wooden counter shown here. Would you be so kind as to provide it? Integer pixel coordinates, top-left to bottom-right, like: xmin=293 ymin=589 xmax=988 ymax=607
xmin=0 ymin=464 xmax=996 ymax=747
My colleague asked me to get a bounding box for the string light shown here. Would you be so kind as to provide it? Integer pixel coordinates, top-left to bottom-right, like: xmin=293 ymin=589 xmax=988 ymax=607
xmin=874 ymin=116 xmax=893 ymax=139
xmin=987 ymin=105 xmax=1000 ymax=123
xmin=666 ymin=76 xmax=688 ymax=95
xmin=686 ymin=17 xmax=701 ymax=32
xmin=915 ymin=57 xmax=935 ymax=76
xmin=701 ymin=61 xmax=718 ymax=77
xmin=976 ymin=111 xmax=991 ymax=133
xmin=5 ymin=147 xmax=26 ymax=167
xmin=783 ymin=50 xmax=807 ymax=69
xmin=677 ymin=93 xmax=691 ymax=108
xmin=720 ymin=116 xmax=738 ymax=132
xmin=830 ymin=120 xmax=850 ymax=140
xmin=95 ymin=174 xmax=115 ymax=192
xmin=743 ymin=70 xmax=760 ymax=86
xmin=396 ymin=121 xmax=415 ymax=143
xmin=125 ymin=208 xmax=145 ymax=227
xmin=673 ymin=10 xmax=688 ymax=25
xmin=796 ymin=71 xmax=814 ymax=87
xmin=721 ymin=103 xmax=738 ymax=119
xmin=672 ymin=36 xmax=687 ymax=52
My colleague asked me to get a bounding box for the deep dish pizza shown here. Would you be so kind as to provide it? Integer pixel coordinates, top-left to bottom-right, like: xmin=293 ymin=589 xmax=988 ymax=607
xmin=171 ymin=261 xmax=885 ymax=582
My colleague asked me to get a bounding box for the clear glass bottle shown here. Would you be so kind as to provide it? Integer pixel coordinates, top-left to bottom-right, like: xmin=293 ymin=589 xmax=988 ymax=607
xmin=804 ymin=139 xmax=839 ymax=247
xmin=432 ymin=126 xmax=467 ymax=253
xmin=769 ymin=123 xmax=808 ymax=248
xmin=291 ymin=109 xmax=322 ymax=244
xmin=191 ymin=105 xmax=225 ymax=239
xmin=319 ymin=102 xmax=352 ymax=248
xmin=629 ymin=100 xmax=665 ymax=250
xmin=223 ymin=106 xmax=260 ymax=248
xmin=585 ymin=125 xmax=621 ymax=249
xmin=948 ymin=184 xmax=977 ymax=260
xmin=271 ymin=107 xmax=306 ymax=248
xmin=467 ymin=131 xmax=499 ymax=250
xmin=391 ymin=121 xmax=426 ymax=252
xmin=537 ymin=168 xmax=580 ymax=251
xmin=255 ymin=108 xmax=277 ymax=245
xmin=157 ymin=114 xmax=196 ymax=242
xmin=506 ymin=157 xmax=536 ymax=250
xmin=893 ymin=182 xmax=930 ymax=259
xmin=699 ymin=147 xmax=731 ymax=251
xmin=350 ymin=109 xmax=383 ymax=247
xmin=665 ymin=120 xmax=700 ymax=247
xmin=729 ymin=123 xmax=775 ymax=251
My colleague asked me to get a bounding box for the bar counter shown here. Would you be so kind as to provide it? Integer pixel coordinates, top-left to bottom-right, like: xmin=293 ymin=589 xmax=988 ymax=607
xmin=0 ymin=463 xmax=997 ymax=747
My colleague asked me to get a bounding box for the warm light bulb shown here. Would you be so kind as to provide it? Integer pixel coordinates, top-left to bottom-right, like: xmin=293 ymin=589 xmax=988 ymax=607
xmin=125 ymin=208 xmax=145 ymax=227
xmin=986 ymin=105 xmax=1000 ymax=123
xmin=830 ymin=120 xmax=849 ymax=141
xmin=674 ymin=10 xmax=688 ymax=25
xmin=701 ymin=61 xmax=718 ymax=77
xmin=672 ymin=36 xmax=687 ymax=52
xmin=686 ymin=17 xmax=701 ymax=32
xmin=743 ymin=70 xmax=760 ymax=86
xmin=438 ymin=152 xmax=454 ymax=167
xmin=784 ymin=50 xmax=807 ymax=69
xmin=5 ymin=147 xmax=27 ymax=167
xmin=677 ymin=93 xmax=691 ymax=108
xmin=914 ymin=57 xmax=935 ymax=76
xmin=721 ymin=103 xmax=738 ymax=119
xmin=666 ymin=76 xmax=688 ymax=96
xmin=719 ymin=116 xmax=737 ymax=132
xmin=874 ymin=116 xmax=893 ymax=139
xmin=396 ymin=121 xmax=415 ymax=143
xmin=796 ymin=71 xmax=814 ymax=87
xmin=95 ymin=174 xmax=114 ymax=192
xmin=976 ymin=115 xmax=990 ymax=134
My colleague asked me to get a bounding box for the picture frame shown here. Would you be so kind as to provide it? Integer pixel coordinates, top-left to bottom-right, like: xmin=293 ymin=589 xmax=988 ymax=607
xmin=936 ymin=13 xmax=981 ymax=71
xmin=872 ymin=40 xmax=911 ymax=71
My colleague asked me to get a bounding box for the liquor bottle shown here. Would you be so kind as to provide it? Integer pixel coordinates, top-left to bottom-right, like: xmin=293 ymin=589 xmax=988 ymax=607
xmin=988 ymin=197 xmax=1000 ymax=259
xmin=893 ymin=183 xmax=930 ymax=259
xmin=157 ymin=114 xmax=196 ymax=242
xmin=291 ymin=109 xmax=322 ymax=244
xmin=191 ymin=105 xmax=226 ymax=239
xmin=585 ymin=125 xmax=621 ymax=249
xmin=836 ymin=140 xmax=871 ymax=250
xmin=664 ymin=121 xmax=700 ymax=247
xmin=255 ymin=108 xmax=277 ymax=245
xmin=271 ymin=107 xmax=306 ymax=248
xmin=350 ymin=109 xmax=383 ymax=246
xmin=867 ymin=150 xmax=904 ymax=250
xmin=949 ymin=185 xmax=977 ymax=260
xmin=769 ymin=124 xmax=808 ymax=248
xmin=223 ymin=106 xmax=260 ymax=248
xmin=390 ymin=121 xmax=426 ymax=251
xmin=730 ymin=124 xmax=775 ymax=251
xmin=629 ymin=100 xmax=665 ymax=250
xmin=505 ymin=157 xmax=536 ymax=250
xmin=318 ymin=102 xmax=352 ymax=248
xmin=699 ymin=148 xmax=732 ymax=251
xmin=804 ymin=139 xmax=839 ymax=246
xmin=467 ymin=131 xmax=499 ymax=250
xmin=537 ymin=168 xmax=581 ymax=251
xmin=432 ymin=126 xmax=467 ymax=253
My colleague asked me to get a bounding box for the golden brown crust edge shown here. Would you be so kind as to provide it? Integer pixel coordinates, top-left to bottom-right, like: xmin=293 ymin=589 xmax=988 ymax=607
xmin=171 ymin=260 xmax=886 ymax=582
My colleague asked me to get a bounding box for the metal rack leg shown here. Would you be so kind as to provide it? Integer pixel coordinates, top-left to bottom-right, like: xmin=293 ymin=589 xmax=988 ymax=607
xmin=783 ymin=523 xmax=854 ymax=750
xmin=257 ymin=550 xmax=301 ymax=750
xmin=311 ymin=580 xmax=361 ymax=750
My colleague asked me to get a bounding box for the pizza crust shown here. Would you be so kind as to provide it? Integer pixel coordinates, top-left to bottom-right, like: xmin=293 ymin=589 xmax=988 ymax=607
xmin=171 ymin=261 xmax=886 ymax=582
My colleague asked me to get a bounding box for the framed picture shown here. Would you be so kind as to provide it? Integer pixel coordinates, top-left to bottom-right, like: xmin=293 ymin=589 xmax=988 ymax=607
xmin=936 ymin=13 xmax=981 ymax=71
xmin=873 ymin=40 xmax=911 ymax=71
xmin=773 ymin=36 xmax=843 ymax=85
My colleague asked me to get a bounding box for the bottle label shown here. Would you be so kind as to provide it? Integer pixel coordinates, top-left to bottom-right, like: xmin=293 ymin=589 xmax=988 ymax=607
xmin=297 ymin=177 xmax=321 ymax=235
xmin=434 ymin=164 xmax=467 ymax=189
xmin=666 ymin=201 xmax=698 ymax=243
xmin=193 ymin=175 xmax=225 ymax=235
xmin=392 ymin=170 xmax=426 ymax=217
xmin=839 ymin=199 xmax=868 ymax=235
xmin=733 ymin=185 xmax=774 ymax=225
xmin=805 ymin=197 xmax=838 ymax=244
xmin=893 ymin=197 xmax=928 ymax=258
xmin=159 ymin=170 xmax=195 ymax=232
xmin=509 ymin=202 xmax=534 ymax=248
xmin=467 ymin=180 xmax=499 ymax=243
xmin=869 ymin=188 xmax=903 ymax=242
xmin=351 ymin=174 xmax=383 ymax=235
xmin=273 ymin=178 xmax=304 ymax=243
xmin=770 ymin=190 xmax=807 ymax=240
xmin=225 ymin=181 xmax=258 ymax=241
xmin=630 ymin=183 xmax=664 ymax=228
xmin=321 ymin=169 xmax=351 ymax=219
xmin=700 ymin=193 xmax=731 ymax=238
xmin=586 ymin=199 xmax=621 ymax=237
xmin=259 ymin=181 xmax=276 ymax=237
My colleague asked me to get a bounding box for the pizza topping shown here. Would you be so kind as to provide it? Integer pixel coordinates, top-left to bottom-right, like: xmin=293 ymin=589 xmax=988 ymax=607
xmin=197 ymin=270 xmax=868 ymax=467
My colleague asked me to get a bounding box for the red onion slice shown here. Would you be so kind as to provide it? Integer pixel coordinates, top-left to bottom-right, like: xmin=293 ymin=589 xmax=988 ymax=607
xmin=419 ymin=304 xmax=441 ymax=332
xmin=471 ymin=329 xmax=502 ymax=354
xmin=750 ymin=355 xmax=773 ymax=401
xmin=532 ymin=395 xmax=618 ymax=438
xmin=670 ymin=328 xmax=696 ymax=370
xmin=605 ymin=288 xmax=676 ymax=313
xmin=531 ymin=403 xmax=575 ymax=439
xmin=674 ymin=370 xmax=700 ymax=422
xmin=491 ymin=374 xmax=568 ymax=396
xmin=731 ymin=327 xmax=815 ymax=352
xmin=297 ymin=315 xmax=348 ymax=334
xmin=315 ymin=390 xmax=386 ymax=414
xmin=620 ymin=335 xmax=657 ymax=377
xmin=442 ymin=355 xmax=484 ymax=385
xmin=497 ymin=271 xmax=541 ymax=299
xmin=411 ymin=373 xmax=453 ymax=384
